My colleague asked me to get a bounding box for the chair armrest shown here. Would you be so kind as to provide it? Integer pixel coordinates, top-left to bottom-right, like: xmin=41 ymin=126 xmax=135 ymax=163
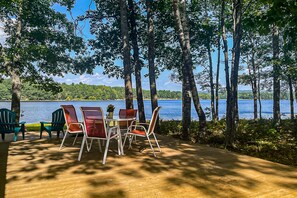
xmin=68 ymin=122 xmax=84 ymax=129
xmin=51 ymin=121 xmax=65 ymax=124
xmin=138 ymin=123 xmax=149 ymax=126
xmin=40 ymin=121 xmax=51 ymax=124
xmin=128 ymin=124 xmax=147 ymax=132
xmin=107 ymin=126 xmax=119 ymax=136
xmin=0 ymin=122 xmax=25 ymax=125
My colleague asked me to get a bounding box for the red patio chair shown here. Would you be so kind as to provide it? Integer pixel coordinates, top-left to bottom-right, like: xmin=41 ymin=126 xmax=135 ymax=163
xmin=78 ymin=107 xmax=122 ymax=164
xmin=118 ymin=109 xmax=137 ymax=135
xmin=123 ymin=106 xmax=161 ymax=157
xmin=59 ymin=105 xmax=83 ymax=150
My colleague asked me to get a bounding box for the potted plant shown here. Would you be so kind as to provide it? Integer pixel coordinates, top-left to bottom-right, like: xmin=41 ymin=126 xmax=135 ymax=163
xmin=107 ymin=104 xmax=115 ymax=118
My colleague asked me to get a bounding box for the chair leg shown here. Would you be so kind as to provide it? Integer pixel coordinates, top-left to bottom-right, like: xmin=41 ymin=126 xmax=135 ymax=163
xmin=117 ymin=130 xmax=123 ymax=155
xmin=86 ymin=139 xmax=93 ymax=152
xmin=128 ymin=135 xmax=133 ymax=149
xmin=13 ymin=132 xmax=18 ymax=142
xmin=123 ymin=134 xmax=132 ymax=149
xmin=57 ymin=131 xmax=60 ymax=138
xmin=146 ymin=135 xmax=156 ymax=157
xmin=1 ymin=133 xmax=4 ymax=141
xmin=72 ymin=133 xmax=79 ymax=145
xmin=152 ymin=133 xmax=161 ymax=152
xmin=59 ymin=131 xmax=68 ymax=150
xmin=98 ymin=139 xmax=102 ymax=152
xmin=103 ymin=138 xmax=111 ymax=165
xmin=40 ymin=129 xmax=43 ymax=139
xmin=123 ymin=134 xmax=128 ymax=147
xmin=48 ymin=130 xmax=52 ymax=139
xmin=22 ymin=130 xmax=25 ymax=140
xmin=78 ymin=135 xmax=86 ymax=161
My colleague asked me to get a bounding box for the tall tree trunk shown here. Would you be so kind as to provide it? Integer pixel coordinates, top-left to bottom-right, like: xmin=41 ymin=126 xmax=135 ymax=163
xmin=10 ymin=69 xmax=21 ymax=122
xmin=272 ymin=24 xmax=280 ymax=123
xmin=288 ymin=74 xmax=294 ymax=120
xmin=181 ymin=71 xmax=192 ymax=140
xmin=250 ymin=43 xmax=258 ymax=119
xmin=173 ymin=0 xmax=206 ymax=141
xmin=225 ymin=0 xmax=242 ymax=147
xmin=215 ymin=20 xmax=221 ymax=121
xmin=221 ymin=0 xmax=231 ymax=144
xmin=207 ymin=39 xmax=215 ymax=121
xmin=120 ymin=0 xmax=133 ymax=109
xmin=10 ymin=0 xmax=23 ymax=122
xmin=258 ymin=65 xmax=262 ymax=119
xmin=128 ymin=0 xmax=145 ymax=122
xmin=146 ymin=0 xmax=159 ymax=125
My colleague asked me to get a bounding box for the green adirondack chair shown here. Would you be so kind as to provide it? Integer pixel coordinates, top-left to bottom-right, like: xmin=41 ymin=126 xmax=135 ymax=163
xmin=40 ymin=108 xmax=65 ymax=138
xmin=0 ymin=108 xmax=26 ymax=141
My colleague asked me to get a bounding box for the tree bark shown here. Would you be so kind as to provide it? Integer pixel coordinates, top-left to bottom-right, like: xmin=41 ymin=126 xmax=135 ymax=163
xmin=250 ymin=42 xmax=258 ymax=119
xmin=288 ymin=74 xmax=294 ymax=120
xmin=258 ymin=65 xmax=262 ymax=119
xmin=120 ymin=0 xmax=134 ymax=109
xmin=207 ymin=39 xmax=215 ymax=121
xmin=10 ymin=69 xmax=21 ymax=122
xmin=128 ymin=0 xmax=145 ymax=122
xmin=272 ymin=24 xmax=280 ymax=123
xmin=146 ymin=0 xmax=160 ymax=129
xmin=181 ymin=71 xmax=192 ymax=140
xmin=215 ymin=17 xmax=221 ymax=121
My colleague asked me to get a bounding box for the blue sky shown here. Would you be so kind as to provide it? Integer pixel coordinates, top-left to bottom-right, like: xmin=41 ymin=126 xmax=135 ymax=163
xmin=52 ymin=0 xmax=249 ymax=91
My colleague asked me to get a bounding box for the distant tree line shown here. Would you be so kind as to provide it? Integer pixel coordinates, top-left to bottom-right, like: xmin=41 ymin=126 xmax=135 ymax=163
xmin=0 ymin=79 xmax=291 ymax=101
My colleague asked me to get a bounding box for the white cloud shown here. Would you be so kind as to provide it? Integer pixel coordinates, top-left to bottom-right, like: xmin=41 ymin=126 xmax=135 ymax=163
xmin=52 ymin=72 xmax=123 ymax=87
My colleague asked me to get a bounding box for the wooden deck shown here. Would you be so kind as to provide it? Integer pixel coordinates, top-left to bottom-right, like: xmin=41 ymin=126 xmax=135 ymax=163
xmin=1 ymin=132 xmax=297 ymax=198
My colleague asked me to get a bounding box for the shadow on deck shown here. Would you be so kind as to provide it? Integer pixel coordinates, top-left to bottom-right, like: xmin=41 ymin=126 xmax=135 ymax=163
xmin=1 ymin=131 xmax=297 ymax=197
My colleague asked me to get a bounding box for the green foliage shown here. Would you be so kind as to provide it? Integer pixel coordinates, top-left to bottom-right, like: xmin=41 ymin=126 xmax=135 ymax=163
xmin=0 ymin=0 xmax=90 ymax=93
xmin=160 ymin=119 xmax=297 ymax=166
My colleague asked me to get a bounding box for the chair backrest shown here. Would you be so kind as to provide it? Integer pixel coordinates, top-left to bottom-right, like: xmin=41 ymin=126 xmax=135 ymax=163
xmin=80 ymin=107 xmax=107 ymax=138
xmin=147 ymin=106 xmax=161 ymax=134
xmin=0 ymin=108 xmax=16 ymax=132
xmin=60 ymin=105 xmax=81 ymax=132
xmin=51 ymin=108 xmax=65 ymax=129
xmin=119 ymin=109 xmax=137 ymax=128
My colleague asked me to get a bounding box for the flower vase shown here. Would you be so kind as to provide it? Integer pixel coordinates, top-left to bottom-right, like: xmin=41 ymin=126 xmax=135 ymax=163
xmin=108 ymin=112 xmax=114 ymax=119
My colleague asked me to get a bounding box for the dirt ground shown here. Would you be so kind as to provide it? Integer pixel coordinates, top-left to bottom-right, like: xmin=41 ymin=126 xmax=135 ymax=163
xmin=1 ymin=131 xmax=297 ymax=198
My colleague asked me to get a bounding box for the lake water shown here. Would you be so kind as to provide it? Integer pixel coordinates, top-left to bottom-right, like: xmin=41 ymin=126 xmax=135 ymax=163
xmin=0 ymin=100 xmax=296 ymax=123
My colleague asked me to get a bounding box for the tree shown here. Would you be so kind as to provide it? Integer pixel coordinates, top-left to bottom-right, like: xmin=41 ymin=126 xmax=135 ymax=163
xmin=146 ymin=0 xmax=159 ymax=129
xmin=172 ymin=0 xmax=206 ymax=141
xmin=120 ymin=0 xmax=134 ymax=109
xmin=225 ymin=0 xmax=243 ymax=147
xmin=0 ymin=0 xmax=87 ymax=121
xmin=128 ymin=0 xmax=145 ymax=121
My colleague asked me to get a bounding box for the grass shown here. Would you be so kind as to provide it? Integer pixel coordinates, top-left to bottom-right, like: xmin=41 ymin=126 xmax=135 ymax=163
xmin=26 ymin=123 xmax=44 ymax=131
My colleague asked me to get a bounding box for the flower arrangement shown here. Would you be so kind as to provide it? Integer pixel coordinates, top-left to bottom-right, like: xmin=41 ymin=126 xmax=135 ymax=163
xmin=107 ymin=104 xmax=115 ymax=112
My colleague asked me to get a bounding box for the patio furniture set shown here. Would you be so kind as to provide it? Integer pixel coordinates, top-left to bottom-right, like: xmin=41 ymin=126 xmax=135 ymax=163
xmin=0 ymin=105 xmax=161 ymax=164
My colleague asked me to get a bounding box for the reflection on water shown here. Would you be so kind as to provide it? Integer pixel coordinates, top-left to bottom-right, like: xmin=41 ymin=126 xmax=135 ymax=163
xmin=0 ymin=99 xmax=296 ymax=123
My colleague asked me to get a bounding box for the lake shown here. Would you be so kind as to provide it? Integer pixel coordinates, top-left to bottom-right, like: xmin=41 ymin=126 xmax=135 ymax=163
xmin=0 ymin=100 xmax=296 ymax=123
